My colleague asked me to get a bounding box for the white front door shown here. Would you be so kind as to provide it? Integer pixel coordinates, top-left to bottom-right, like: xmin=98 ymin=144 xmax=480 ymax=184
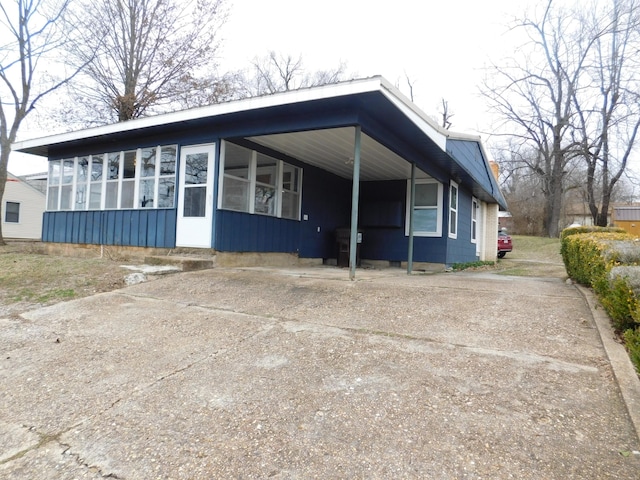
xmin=176 ymin=144 xmax=216 ymax=248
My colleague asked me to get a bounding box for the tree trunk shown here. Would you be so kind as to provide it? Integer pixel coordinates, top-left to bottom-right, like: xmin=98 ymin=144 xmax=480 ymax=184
xmin=0 ymin=144 xmax=8 ymax=245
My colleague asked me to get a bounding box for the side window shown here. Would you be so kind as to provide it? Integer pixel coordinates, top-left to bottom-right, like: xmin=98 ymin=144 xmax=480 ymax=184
xmin=4 ymin=201 xmax=19 ymax=223
xmin=405 ymin=179 xmax=443 ymax=237
xmin=471 ymin=197 xmax=478 ymax=243
xmin=449 ymin=181 xmax=458 ymax=239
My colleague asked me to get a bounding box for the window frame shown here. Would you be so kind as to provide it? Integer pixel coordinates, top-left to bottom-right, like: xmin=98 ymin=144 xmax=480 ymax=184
xmin=448 ymin=181 xmax=458 ymax=239
xmin=45 ymin=145 xmax=177 ymax=212
xmin=4 ymin=201 xmax=20 ymax=223
xmin=471 ymin=197 xmax=478 ymax=244
xmin=405 ymin=178 xmax=443 ymax=237
xmin=218 ymin=141 xmax=302 ymax=221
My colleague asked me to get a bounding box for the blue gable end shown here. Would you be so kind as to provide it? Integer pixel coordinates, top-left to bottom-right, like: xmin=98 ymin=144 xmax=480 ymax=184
xmin=446 ymin=138 xmax=507 ymax=209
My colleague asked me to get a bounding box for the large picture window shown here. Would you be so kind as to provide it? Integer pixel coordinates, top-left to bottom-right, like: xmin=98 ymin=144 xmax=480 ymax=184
xmin=219 ymin=141 xmax=302 ymax=220
xmin=405 ymin=179 xmax=443 ymax=237
xmin=46 ymin=145 xmax=177 ymax=211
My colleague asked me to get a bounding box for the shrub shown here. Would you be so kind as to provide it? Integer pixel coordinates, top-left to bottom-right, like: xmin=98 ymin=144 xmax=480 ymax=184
xmin=623 ymin=328 xmax=640 ymax=374
xmin=561 ymin=230 xmax=640 ymax=333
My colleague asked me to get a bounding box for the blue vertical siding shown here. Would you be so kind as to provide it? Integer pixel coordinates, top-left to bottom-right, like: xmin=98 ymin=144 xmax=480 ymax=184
xmin=215 ymin=210 xmax=299 ymax=252
xmin=297 ymin=165 xmax=352 ymax=259
xmin=445 ymin=185 xmax=478 ymax=264
xmin=359 ymin=180 xmax=449 ymax=263
xmin=42 ymin=209 xmax=177 ymax=247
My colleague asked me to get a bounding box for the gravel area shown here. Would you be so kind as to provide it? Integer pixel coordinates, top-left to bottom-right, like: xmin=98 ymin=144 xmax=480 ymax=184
xmin=1 ymin=265 xmax=639 ymax=478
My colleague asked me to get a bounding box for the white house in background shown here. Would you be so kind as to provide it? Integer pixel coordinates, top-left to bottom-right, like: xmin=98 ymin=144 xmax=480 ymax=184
xmin=2 ymin=172 xmax=46 ymax=239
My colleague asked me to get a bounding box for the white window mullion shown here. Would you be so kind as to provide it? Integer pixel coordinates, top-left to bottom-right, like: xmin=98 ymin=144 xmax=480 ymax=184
xmin=153 ymin=146 xmax=160 ymax=209
xmin=217 ymin=141 xmax=227 ymax=209
xmin=276 ymin=160 xmax=283 ymax=218
xmin=70 ymin=157 xmax=78 ymax=211
xmin=296 ymin=168 xmax=303 ymax=220
xmin=117 ymin=151 xmax=124 ymax=209
xmin=100 ymin=154 xmax=107 ymax=210
xmin=248 ymin=151 xmax=257 ymax=214
xmin=133 ymin=148 xmax=141 ymax=209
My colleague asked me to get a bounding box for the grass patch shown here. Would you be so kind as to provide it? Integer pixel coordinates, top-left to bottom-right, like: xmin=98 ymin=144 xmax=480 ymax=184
xmin=496 ymin=267 xmax=531 ymax=277
xmin=451 ymin=260 xmax=496 ymax=271
xmin=0 ymin=249 xmax=124 ymax=310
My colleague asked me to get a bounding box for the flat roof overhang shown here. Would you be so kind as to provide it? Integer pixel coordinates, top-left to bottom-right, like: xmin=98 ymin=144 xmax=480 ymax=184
xmin=12 ymin=76 xmax=507 ymax=208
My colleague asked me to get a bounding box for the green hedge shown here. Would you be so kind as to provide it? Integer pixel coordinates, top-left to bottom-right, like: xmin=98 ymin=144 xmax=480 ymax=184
xmin=560 ymin=227 xmax=640 ymax=374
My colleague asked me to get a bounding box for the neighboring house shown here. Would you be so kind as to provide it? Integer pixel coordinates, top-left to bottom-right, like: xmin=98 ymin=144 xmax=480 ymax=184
xmin=20 ymin=172 xmax=48 ymax=194
xmin=612 ymin=205 xmax=640 ymax=236
xmin=563 ymin=201 xmax=610 ymax=228
xmin=12 ymin=76 xmax=507 ymax=272
xmin=2 ymin=172 xmax=46 ymax=239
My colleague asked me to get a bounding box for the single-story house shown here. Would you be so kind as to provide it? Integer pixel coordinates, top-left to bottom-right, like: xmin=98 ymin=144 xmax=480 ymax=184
xmin=12 ymin=76 xmax=507 ymax=275
xmin=612 ymin=205 xmax=640 ymax=236
xmin=2 ymin=172 xmax=46 ymax=239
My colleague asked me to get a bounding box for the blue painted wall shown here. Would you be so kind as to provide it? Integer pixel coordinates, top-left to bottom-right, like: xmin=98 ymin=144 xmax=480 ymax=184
xmin=358 ymin=180 xmax=449 ymax=264
xmin=42 ymin=209 xmax=176 ymax=247
xmin=444 ymin=184 xmax=479 ymax=264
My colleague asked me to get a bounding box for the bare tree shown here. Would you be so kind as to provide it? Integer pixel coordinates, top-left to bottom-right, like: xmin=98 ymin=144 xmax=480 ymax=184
xmin=246 ymin=51 xmax=348 ymax=96
xmin=482 ymin=0 xmax=603 ymax=237
xmin=0 ymin=0 xmax=80 ymax=244
xmin=62 ymin=0 xmax=228 ymax=125
xmin=439 ymin=98 xmax=454 ymax=129
xmin=573 ymin=0 xmax=640 ymax=226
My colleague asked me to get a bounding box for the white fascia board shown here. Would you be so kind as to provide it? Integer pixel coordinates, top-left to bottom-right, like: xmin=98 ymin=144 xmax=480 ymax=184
xmin=12 ymin=77 xmax=387 ymax=157
xmin=377 ymin=78 xmax=448 ymax=151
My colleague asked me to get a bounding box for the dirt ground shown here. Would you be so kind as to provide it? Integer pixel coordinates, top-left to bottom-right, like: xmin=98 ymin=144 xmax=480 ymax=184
xmin=0 ymin=241 xmax=126 ymax=318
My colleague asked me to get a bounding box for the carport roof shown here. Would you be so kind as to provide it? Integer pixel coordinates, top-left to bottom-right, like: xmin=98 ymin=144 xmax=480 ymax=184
xmin=12 ymin=76 xmax=507 ymax=209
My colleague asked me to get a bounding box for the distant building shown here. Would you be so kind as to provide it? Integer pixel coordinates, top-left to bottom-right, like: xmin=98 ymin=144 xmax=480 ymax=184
xmin=612 ymin=204 xmax=640 ymax=236
xmin=2 ymin=172 xmax=46 ymax=239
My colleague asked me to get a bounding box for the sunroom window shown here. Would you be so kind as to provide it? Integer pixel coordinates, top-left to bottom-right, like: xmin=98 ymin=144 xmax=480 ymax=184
xmin=221 ymin=142 xmax=251 ymax=212
xmin=46 ymin=145 xmax=177 ymax=211
xmin=75 ymin=156 xmax=89 ymax=210
xmin=219 ymin=141 xmax=301 ymax=220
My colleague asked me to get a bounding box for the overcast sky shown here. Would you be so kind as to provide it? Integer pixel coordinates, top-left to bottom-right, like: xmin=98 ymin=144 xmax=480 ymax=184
xmin=9 ymin=0 xmax=534 ymax=175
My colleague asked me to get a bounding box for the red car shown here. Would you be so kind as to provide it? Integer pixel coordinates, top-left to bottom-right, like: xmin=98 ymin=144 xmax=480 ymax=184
xmin=498 ymin=231 xmax=512 ymax=258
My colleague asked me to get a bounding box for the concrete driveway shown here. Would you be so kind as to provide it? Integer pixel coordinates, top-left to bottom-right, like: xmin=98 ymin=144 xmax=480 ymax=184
xmin=1 ymin=266 xmax=639 ymax=479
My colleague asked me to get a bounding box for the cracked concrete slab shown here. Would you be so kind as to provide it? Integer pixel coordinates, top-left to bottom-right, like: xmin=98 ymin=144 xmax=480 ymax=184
xmin=1 ymin=266 xmax=639 ymax=478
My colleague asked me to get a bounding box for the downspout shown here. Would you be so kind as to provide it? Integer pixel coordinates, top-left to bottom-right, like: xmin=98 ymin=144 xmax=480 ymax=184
xmin=407 ymin=162 xmax=416 ymax=274
xmin=349 ymin=126 xmax=362 ymax=281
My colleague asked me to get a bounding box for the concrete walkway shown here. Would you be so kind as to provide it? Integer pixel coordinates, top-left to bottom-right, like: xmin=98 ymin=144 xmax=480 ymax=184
xmin=1 ymin=266 xmax=639 ymax=479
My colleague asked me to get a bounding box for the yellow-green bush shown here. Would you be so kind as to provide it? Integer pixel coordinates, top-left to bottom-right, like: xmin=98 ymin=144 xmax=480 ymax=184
xmin=561 ymin=227 xmax=640 ymax=373
xmin=623 ymin=328 xmax=640 ymax=374
xmin=560 ymin=231 xmax=632 ymax=290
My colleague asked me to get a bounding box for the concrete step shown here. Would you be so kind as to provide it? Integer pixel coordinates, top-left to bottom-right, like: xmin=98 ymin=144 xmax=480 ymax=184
xmin=143 ymin=255 xmax=216 ymax=272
